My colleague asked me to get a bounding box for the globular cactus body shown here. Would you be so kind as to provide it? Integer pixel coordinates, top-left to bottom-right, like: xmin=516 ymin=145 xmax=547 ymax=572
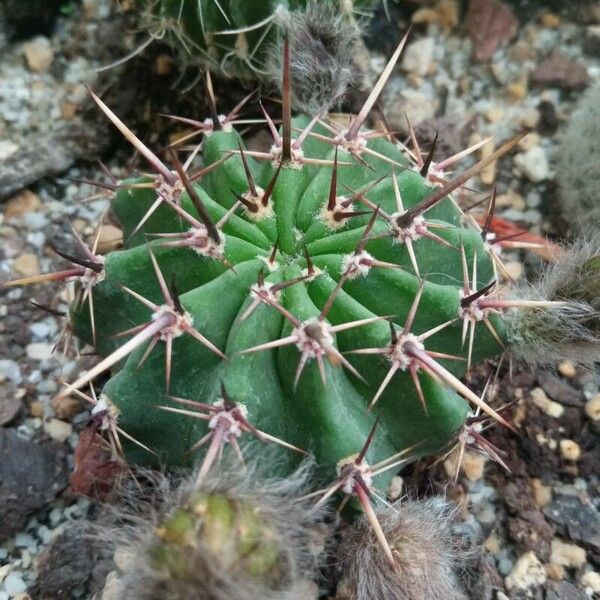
xmin=66 ymin=110 xmax=505 ymax=487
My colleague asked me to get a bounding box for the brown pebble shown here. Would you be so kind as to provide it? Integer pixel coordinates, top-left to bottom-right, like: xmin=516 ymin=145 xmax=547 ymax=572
xmin=585 ymin=394 xmax=600 ymax=422
xmin=4 ymin=190 xmax=41 ymax=220
xmin=559 ymin=439 xmax=581 ymax=461
xmin=23 ymin=36 xmax=54 ymax=73
xmin=530 ymin=479 xmax=552 ymax=509
xmin=29 ymin=400 xmax=45 ymax=418
xmin=12 ymin=254 xmax=40 ymax=278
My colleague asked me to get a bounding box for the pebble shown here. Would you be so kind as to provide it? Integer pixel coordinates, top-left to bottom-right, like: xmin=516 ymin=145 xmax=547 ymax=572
xmin=531 ymin=387 xmax=565 ymax=418
xmin=43 ymin=418 xmax=73 ymax=443
xmin=401 ymin=37 xmax=435 ymax=76
xmin=22 ymin=37 xmax=54 ymax=73
xmin=584 ymin=394 xmax=600 ymax=421
xmin=550 ymin=539 xmax=587 ymax=569
xmin=25 ymin=343 xmax=54 ymax=361
xmin=484 ymin=533 xmax=501 ymax=555
xmin=581 ymin=571 xmax=600 ymax=594
xmin=4 ymin=573 xmax=27 ymax=595
xmin=4 ymin=191 xmax=41 ymax=220
xmin=387 ymin=476 xmax=404 ymax=501
xmin=0 ymin=360 xmax=22 ymax=385
xmin=514 ymin=146 xmax=550 ymax=182
xmin=559 ymin=439 xmax=581 ymax=461
xmin=21 ymin=212 xmax=48 ymax=231
xmin=505 ymin=551 xmax=547 ymax=591
xmin=557 ymin=361 xmax=577 ymax=379
xmin=546 ymin=563 xmax=566 ymax=581
xmin=531 ymin=478 xmax=553 ymax=509
xmin=540 ymin=13 xmax=561 ymax=29
xmin=14 ymin=532 xmax=35 ymax=548
xmin=11 ymin=254 xmax=40 ymax=278
xmin=0 ymin=141 xmax=18 ymax=160
xmin=462 ymin=451 xmax=485 ymax=481
xmin=52 ymin=395 xmax=83 ymax=419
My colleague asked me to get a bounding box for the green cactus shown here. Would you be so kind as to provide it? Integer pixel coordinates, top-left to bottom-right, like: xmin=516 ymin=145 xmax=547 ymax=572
xmin=6 ymin=35 xmax=556 ymax=507
xmin=137 ymin=0 xmax=372 ymax=82
xmin=34 ymin=33 xmax=533 ymax=494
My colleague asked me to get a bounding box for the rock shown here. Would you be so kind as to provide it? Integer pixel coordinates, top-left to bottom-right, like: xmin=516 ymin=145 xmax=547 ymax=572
xmin=546 ymin=580 xmax=588 ymax=600
xmin=26 ymin=342 xmax=54 ymax=361
xmin=546 ymin=563 xmax=565 ymax=581
xmin=557 ymin=361 xmax=577 ymax=379
xmin=581 ymin=571 xmax=600 ymax=594
xmin=530 ymin=387 xmax=564 ymax=418
xmin=537 ymin=100 xmax=559 ymax=136
xmin=530 ymin=479 xmax=552 ymax=509
xmin=505 ymin=551 xmax=547 ymax=591
xmin=464 ymin=0 xmax=517 ymax=62
xmin=401 ymin=37 xmax=435 ymax=77
xmin=0 ymin=429 xmax=67 ymax=539
xmin=12 ymin=253 xmax=40 ymax=278
xmin=33 ymin=524 xmax=109 ymax=600
xmin=0 ymin=385 xmax=21 ymax=425
xmin=584 ymin=25 xmax=600 ymax=56
xmin=52 ymin=395 xmax=85 ymax=419
xmin=0 ymin=360 xmax=22 ymax=385
xmin=540 ymin=12 xmax=561 ymax=28
xmin=411 ymin=0 xmax=459 ymax=31
xmin=514 ymin=146 xmax=550 ymax=182
xmin=0 ymin=141 xmax=19 ymax=161
xmin=538 ymin=371 xmax=582 ymax=407
xmin=585 ymin=394 xmax=600 ymax=421
xmin=4 ymin=573 xmax=27 ymax=595
xmin=550 ymin=539 xmax=587 ymax=569
xmin=543 ymin=494 xmax=600 ymax=553
xmin=388 ymin=88 xmax=438 ymax=133
xmin=3 ymin=190 xmax=41 ymax=220
xmin=462 ymin=451 xmax=485 ymax=481
xmin=43 ymin=418 xmax=73 ymax=442
xmin=559 ymin=439 xmax=581 ymax=461
xmin=532 ymin=51 xmax=589 ymax=90
xmin=23 ymin=36 xmax=54 ymax=73
xmin=507 ymin=509 xmax=554 ymax=559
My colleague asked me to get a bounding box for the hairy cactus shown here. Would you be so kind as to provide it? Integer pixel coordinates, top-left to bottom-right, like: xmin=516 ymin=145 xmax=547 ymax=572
xmin=336 ymin=498 xmax=468 ymax=600
xmin=95 ymin=461 xmax=319 ymax=599
xmin=136 ymin=0 xmax=370 ymax=88
xmin=556 ymin=79 xmax=600 ymax=229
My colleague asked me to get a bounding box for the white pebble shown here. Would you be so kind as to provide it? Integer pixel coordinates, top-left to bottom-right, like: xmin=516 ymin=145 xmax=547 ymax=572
xmin=0 ymin=360 xmax=22 ymax=384
xmin=26 ymin=343 xmax=54 ymax=361
xmin=13 ymin=533 xmax=35 ymax=548
xmin=514 ymin=146 xmax=550 ymax=182
xmin=505 ymin=552 xmax=547 ymax=590
xmin=4 ymin=573 xmax=27 ymax=595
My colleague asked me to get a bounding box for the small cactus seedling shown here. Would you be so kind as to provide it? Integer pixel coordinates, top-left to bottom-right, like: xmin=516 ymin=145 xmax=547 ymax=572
xmin=96 ymin=462 xmax=319 ymax=599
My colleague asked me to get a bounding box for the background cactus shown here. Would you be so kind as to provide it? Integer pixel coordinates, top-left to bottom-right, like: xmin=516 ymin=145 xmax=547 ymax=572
xmin=94 ymin=461 xmax=319 ymax=599
xmin=556 ymin=78 xmax=600 ymax=230
xmin=136 ymin=0 xmax=371 ymax=84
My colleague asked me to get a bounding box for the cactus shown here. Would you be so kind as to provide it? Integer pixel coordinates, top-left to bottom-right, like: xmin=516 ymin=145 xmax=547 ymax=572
xmin=5 ymin=30 xmax=592 ymax=573
xmin=336 ymin=498 xmax=469 ymax=600
xmin=94 ymin=461 xmax=319 ymax=599
xmin=136 ymin=0 xmax=371 ymax=86
xmin=556 ymin=79 xmax=600 ymax=230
